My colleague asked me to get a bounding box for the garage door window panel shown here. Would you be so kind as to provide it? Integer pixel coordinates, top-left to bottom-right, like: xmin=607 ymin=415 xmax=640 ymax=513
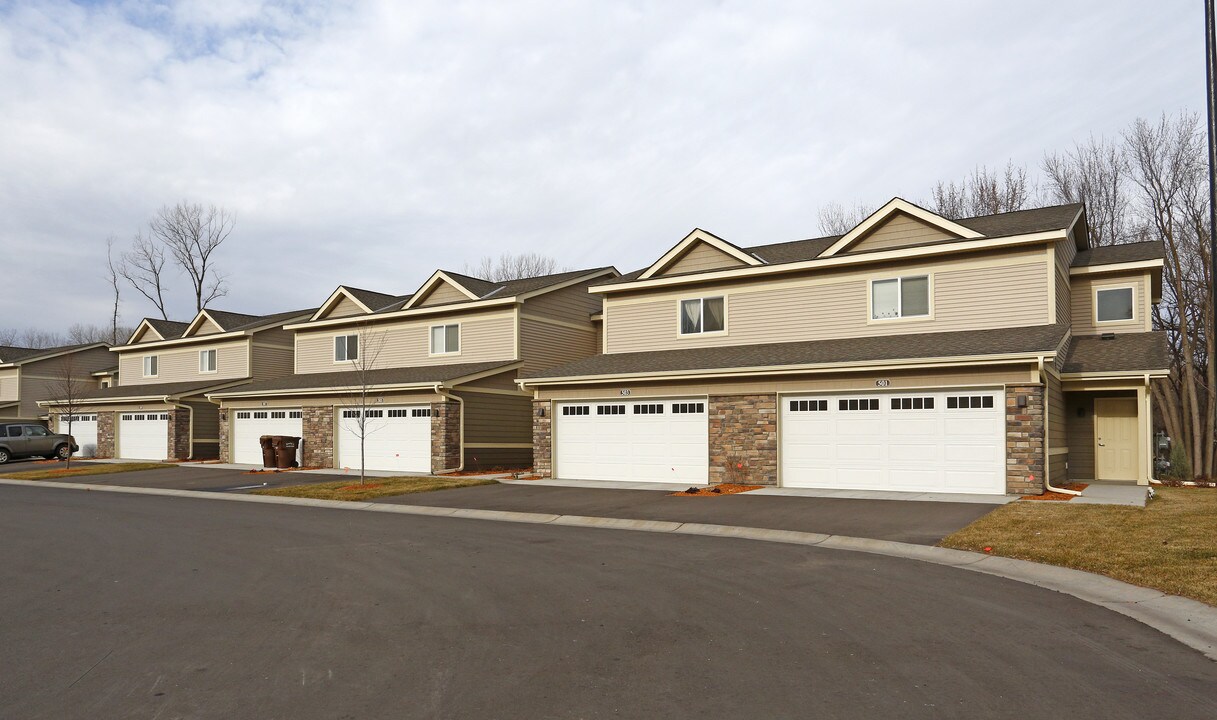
xmin=679 ymin=297 xmax=725 ymax=335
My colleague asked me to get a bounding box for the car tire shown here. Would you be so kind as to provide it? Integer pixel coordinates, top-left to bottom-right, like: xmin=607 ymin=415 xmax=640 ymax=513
xmin=0 ymin=448 xmax=9 ymax=464
xmin=54 ymin=444 xmax=72 ymax=461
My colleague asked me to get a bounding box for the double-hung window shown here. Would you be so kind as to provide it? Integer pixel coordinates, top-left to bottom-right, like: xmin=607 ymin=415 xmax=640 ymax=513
xmin=871 ymin=275 xmax=929 ymax=320
xmin=430 ymin=324 xmax=460 ymax=354
xmin=199 ymin=349 xmax=217 ymax=373
xmin=1096 ymin=287 xmax=1134 ymax=323
xmin=334 ymin=334 xmax=359 ymax=362
xmin=142 ymin=355 xmax=158 ymax=377
xmin=679 ymin=297 xmax=725 ymax=335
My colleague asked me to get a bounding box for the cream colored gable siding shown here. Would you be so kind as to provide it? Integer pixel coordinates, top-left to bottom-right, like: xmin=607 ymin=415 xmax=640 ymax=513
xmin=117 ymin=339 xmax=250 ymax=385
xmin=320 ymin=295 xmax=368 ymax=319
xmin=660 ymin=243 xmax=748 ymax=275
xmin=0 ymin=368 xmax=18 ymax=401
xmin=1070 ymin=272 xmax=1148 ymax=335
xmin=848 ymin=213 xmax=957 ymax=253
xmin=130 ymin=325 xmax=162 ymax=343
xmin=605 ymin=247 xmax=1050 ymax=353
xmin=417 ymin=281 xmax=474 ymax=307
xmin=294 ymin=310 xmax=516 ymax=374
xmin=194 ymin=316 xmax=223 ymax=335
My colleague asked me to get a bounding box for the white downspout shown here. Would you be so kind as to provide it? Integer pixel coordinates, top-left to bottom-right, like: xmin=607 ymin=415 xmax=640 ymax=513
xmin=166 ymin=399 xmax=195 ymax=461
xmin=433 ymin=383 xmax=464 ymax=474
xmin=1038 ymin=356 xmax=1081 ymax=497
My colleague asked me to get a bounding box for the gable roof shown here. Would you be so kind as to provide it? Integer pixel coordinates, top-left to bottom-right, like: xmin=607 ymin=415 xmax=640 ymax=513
xmin=206 ymin=360 xmax=520 ymax=398
xmin=398 ymin=267 xmax=616 ymax=313
xmin=522 ymin=324 xmax=1069 ymax=382
xmin=128 ymin=318 xmax=191 ymax=344
xmin=0 ymin=342 xmax=106 ymax=366
xmin=819 ymin=198 xmax=985 ymax=257
xmin=310 ymin=286 xmax=410 ymax=321
xmin=1071 ymin=240 xmax=1164 ymax=267
xmin=637 ymin=229 xmax=762 ymax=280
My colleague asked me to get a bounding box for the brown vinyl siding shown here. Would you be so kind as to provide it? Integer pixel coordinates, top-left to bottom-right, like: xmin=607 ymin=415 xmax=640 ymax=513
xmin=221 ymin=391 xmax=443 ymax=411
xmin=459 ymin=370 xmax=522 ymax=391
xmin=1055 ymin=270 xmax=1071 ymax=328
xmin=1046 ymin=372 xmax=1066 ymax=483
xmin=251 ymin=343 xmax=294 ymax=381
xmin=323 ymin=295 xmax=368 ymax=319
xmin=456 ymin=390 xmax=532 ymax=468
xmin=293 ymin=311 xmax=517 ymax=374
xmin=1065 ymin=393 xmax=1097 ymax=480
xmin=523 ymin=279 xmax=603 ymax=325
xmin=605 ymin=248 xmax=1050 ymax=354
xmin=519 ymin=317 xmax=597 ymax=375
xmin=417 ymin=281 xmax=472 ymax=307
xmin=1070 ymin=273 xmax=1148 ymax=335
xmin=848 ymin=213 xmax=956 ymax=253
xmin=118 ymin=339 xmax=250 ymax=385
xmin=662 ymin=243 xmax=748 ymax=275
xmin=184 ymin=400 xmax=220 ymax=459
xmin=15 ymin=346 xmax=121 ymax=418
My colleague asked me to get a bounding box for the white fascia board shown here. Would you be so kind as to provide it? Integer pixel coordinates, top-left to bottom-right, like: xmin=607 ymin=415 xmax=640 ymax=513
xmin=637 ymin=229 xmax=762 ymax=280
xmin=1068 ymin=259 xmax=1164 ymax=276
xmin=820 ymin=198 xmax=984 ymax=257
xmin=401 ymin=270 xmax=484 ymax=310
xmin=284 ymin=297 xmax=518 ymax=331
xmin=110 ymin=331 xmax=247 ymax=353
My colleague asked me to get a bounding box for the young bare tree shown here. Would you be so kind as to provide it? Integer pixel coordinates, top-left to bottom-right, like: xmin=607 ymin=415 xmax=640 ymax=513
xmin=105 ymin=236 xmax=123 ymax=343
xmin=119 ymin=230 xmax=170 ymax=320
xmin=148 ymin=202 xmax=234 ymax=312
xmin=337 ymin=324 xmax=389 ymax=485
xmin=817 ymin=201 xmax=875 ymax=235
xmin=929 ymin=162 xmax=1033 ymax=219
xmin=464 ymin=252 xmax=566 ymax=281
xmin=46 ymin=356 xmax=94 ymax=468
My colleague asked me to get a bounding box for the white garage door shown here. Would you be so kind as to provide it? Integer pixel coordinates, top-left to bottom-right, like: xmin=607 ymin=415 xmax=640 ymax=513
xmin=554 ymin=399 xmax=708 ymax=484
xmin=337 ymin=406 xmax=431 ymax=473
xmin=781 ymin=389 xmax=1006 ymax=494
xmin=61 ymin=414 xmax=98 ymax=457
xmin=232 ymin=409 xmax=303 ymax=465
xmin=118 ymin=412 xmax=169 ymax=461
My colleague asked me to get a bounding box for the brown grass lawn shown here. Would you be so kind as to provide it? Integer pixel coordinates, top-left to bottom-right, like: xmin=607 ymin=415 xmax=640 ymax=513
xmin=251 ymin=475 xmax=498 ymax=502
xmin=0 ymin=462 xmax=177 ymax=481
xmin=940 ymin=487 xmax=1217 ymax=606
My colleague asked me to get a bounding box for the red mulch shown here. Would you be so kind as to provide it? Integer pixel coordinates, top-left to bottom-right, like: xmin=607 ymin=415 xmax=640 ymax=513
xmin=1020 ymin=482 xmax=1089 ymax=501
xmin=670 ymin=483 xmax=763 ymax=497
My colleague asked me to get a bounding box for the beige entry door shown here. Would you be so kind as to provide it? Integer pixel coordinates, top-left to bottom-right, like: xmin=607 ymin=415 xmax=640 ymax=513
xmin=1095 ymin=398 xmax=1139 ymax=481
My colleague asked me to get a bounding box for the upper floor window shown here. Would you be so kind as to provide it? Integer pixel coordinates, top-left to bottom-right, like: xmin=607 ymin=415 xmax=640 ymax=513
xmin=142 ymin=355 xmax=158 ymax=377
xmin=1096 ymin=287 xmax=1134 ymax=322
xmin=679 ymin=297 xmax=725 ymax=335
xmin=199 ymin=349 xmax=217 ymax=373
xmin=871 ymin=275 xmax=929 ymax=320
xmin=430 ymin=324 xmax=460 ymax=354
xmin=334 ymin=334 xmax=359 ymax=362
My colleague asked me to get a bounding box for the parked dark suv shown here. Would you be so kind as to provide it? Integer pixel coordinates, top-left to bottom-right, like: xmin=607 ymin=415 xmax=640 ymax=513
xmin=0 ymin=423 xmax=77 ymax=464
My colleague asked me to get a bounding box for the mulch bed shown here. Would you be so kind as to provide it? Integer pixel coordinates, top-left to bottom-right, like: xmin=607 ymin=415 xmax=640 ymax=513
xmin=244 ymin=466 xmax=323 ymax=475
xmin=670 ymin=483 xmax=763 ymax=497
xmin=1020 ymin=482 xmax=1089 ymax=501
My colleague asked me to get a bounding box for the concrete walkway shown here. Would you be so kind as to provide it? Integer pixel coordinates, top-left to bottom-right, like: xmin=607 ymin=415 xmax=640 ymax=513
xmin=1072 ymin=483 xmax=1149 ymax=507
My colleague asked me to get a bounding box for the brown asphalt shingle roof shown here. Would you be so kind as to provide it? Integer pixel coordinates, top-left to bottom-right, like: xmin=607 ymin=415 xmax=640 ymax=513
xmin=0 ymin=343 xmax=105 ymax=365
xmin=343 ymin=287 xmax=409 ymax=312
xmin=524 ymin=324 xmax=1069 ymax=380
xmin=143 ymin=319 xmax=190 ymax=340
xmin=1061 ymin=332 xmax=1170 ymax=374
xmin=1071 ymin=240 xmax=1165 ymax=267
xmin=76 ymin=379 xmax=245 ymax=402
xmin=370 ymin=268 xmax=616 ymax=314
xmin=208 ymin=360 xmax=520 ymax=396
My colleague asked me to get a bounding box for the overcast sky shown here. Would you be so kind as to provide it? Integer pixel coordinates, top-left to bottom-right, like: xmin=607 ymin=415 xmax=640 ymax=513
xmin=0 ymin=0 xmax=1204 ymax=329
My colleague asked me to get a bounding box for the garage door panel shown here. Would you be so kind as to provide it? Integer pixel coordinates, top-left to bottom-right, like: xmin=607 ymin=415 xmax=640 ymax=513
xmin=836 ymin=442 xmax=882 ymax=461
xmin=837 ymin=418 xmax=882 ymax=436
xmin=232 ymin=410 xmax=302 ymax=465
xmin=944 ymin=469 xmax=1001 ymax=492
xmin=119 ymin=413 xmax=168 ymax=460
xmin=945 ymin=445 xmax=999 ymax=463
xmin=555 ymin=399 xmax=708 ymax=483
xmin=338 ymin=406 xmax=430 ymax=473
xmin=944 ymin=418 xmax=1000 ymax=436
xmin=889 ymin=418 xmax=937 ymax=436
xmin=888 ymin=443 xmax=937 ymax=462
xmin=889 ymin=468 xmax=939 ymax=488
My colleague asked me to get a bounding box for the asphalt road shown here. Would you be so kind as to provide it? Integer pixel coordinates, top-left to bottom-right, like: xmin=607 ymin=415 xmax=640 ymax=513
xmin=1 ymin=485 xmax=1214 ymax=720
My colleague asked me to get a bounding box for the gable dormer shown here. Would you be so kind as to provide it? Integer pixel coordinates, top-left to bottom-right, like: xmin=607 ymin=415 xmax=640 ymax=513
xmin=639 ymin=229 xmax=762 ymax=280
xmin=128 ymin=319 xmax=165 ymax=344
xmin=310 ymin=287 xmax=382 ymax=321
xmin=820 ymin=198 xmax=983 ymax=257
xmin=181 ymin=310 xmax=226 ymax=338
xmin=403 ymin=271 xmax=486 ymax=310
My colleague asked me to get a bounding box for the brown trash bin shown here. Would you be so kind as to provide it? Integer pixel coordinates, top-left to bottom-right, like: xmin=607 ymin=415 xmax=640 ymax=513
xmin=274 ymin=436 xmax=300 ymax=469
xmin=259 ymin=435 xmax=276 ymax=468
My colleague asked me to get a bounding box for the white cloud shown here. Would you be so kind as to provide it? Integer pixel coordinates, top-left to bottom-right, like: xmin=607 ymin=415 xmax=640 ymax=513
xmin=0 ymin=0 xmax=1203 ymax=328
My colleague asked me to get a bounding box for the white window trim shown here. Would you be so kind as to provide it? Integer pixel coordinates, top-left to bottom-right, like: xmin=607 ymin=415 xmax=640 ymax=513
xmin=676 ymin=296 xmax=728 ymax=337
xmin=867 ymin=274 xmax=934 ymax=324
xmin=199 ymin=348 xmax=218 ymax=374
xmin=142 ymin=355 xmax=158 ymax=378
xmin=333 ymin=333 xmax=360 ymax=364
xmin=1093 ymin=284 xmax=1136 ymax=324
xmin=429 ymin=323 xmax=462 ymax=356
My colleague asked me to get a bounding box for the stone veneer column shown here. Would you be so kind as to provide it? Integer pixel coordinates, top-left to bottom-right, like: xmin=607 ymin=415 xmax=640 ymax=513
xmin=167 ymin=408 xmax=191 ymax=460
xmin=302 ymin=405 xmax=335 ymax=468
xmin=532 ymin=400 xmax=552 ymax=477
xmin=1005 ymin=385 xmax=1045 ymax=495
xmin=217 ymin=408 xmax=230 ymax=463
xmin=95 ymin=412 xmax=115 ymax=458
xmin=430 ymin=400 xmax=461 ymax=473
xmin=708 ymin=394 xmax=778 ymax=486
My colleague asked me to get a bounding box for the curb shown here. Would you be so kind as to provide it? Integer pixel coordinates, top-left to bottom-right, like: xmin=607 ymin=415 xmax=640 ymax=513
xmin=2 ymin=477 xmax=1214 ymax=662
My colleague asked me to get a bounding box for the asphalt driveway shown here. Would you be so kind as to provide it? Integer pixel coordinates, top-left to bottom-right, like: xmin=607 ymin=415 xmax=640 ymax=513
xmin=0 ymin=484 xmax=1213 ymax=719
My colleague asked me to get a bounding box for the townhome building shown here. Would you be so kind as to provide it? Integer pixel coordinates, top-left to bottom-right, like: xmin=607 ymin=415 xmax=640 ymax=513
xmin=0 ymin=343 xmax=116 ymax=437
xmin=206 ymin=267 xmax=616 ymax=472
xmin=519 ymin=199 xmax=1168 ymax=495
xmin=42 ymin=309 xmax=312 ymax=460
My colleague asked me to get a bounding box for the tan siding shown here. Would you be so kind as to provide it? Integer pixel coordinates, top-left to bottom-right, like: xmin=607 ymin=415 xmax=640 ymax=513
xmin=130 ymin=325 xmax=163 ymax=344
xmin=117 ymin=339 xmax=249 ymax=385
xmin=417 ymin=281 xmax=473 ymax=307
xmin=321 ymin=295 xmax=368 ymax=319
xmin=519 ymin=317 xmax=598 ymax=375
xmin=0 ymin=368 xmax=20 ymax=403
xmin=661 ymin=243 xmax=748 ymax=275
xmin=1070 ymin=272 xmax=1147 ymax=335
xmin=19 ymin=347 xmax=120 ymax=417
xmin=294 ymin=311 xmax=516 ymax=374
xmin=535 ymin=365 xmax=1036 ymax=401
xmin=194 ymin=317 xmax=223 ymax=335
xmin=606 ymin=247 xmax=1050 ymax=353
xmin=849 ymin=213 xmax=956 ymax=253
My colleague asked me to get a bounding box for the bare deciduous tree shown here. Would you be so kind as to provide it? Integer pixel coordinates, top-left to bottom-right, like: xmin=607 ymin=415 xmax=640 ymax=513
xmin=1042 ymin=136 xmax=1140 ymax=247
xmin=105 ymin=236 xmax=123 ymax=343
xmin=67 ymin=323 xmax=133 ymax=345
xmin=465 ymin=252 xmax=566 ymax=281
xmin=337 ymin=324 xmax=389 ymax=485
xmin=119 ymin=231 xmax=170 ymax=320
xmin=929 ymin=162 xmax=1033 ymax=219
xmin=149 ymin=202 xmax=234 ymax=312
xmin=0 ymin=328 xmax=66 ymax=349
xmin=46 ymin=356 xmax=94 ymax=468
xmin=817 ymin=201 xmax=875 ymax=235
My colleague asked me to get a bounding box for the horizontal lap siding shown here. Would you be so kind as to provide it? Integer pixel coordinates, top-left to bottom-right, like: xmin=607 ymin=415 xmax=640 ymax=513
xmin=294 ymin=311 xmax=516 ymax=374
xmin=0 ymin=369 xmax=18 ymax=403
xmin=1055 ymin=271 xmax=1071 ymax=329
xmin=194 ymin=317 xmax=223 ymax=335
xmin=1065 ymin=393 xmax=1097 ymax=480
xmin=1070 ymin=273 xmax=1147 ymax=335
xmin=118 ymin=339 xmax=249 ymax=385
xmin=418 ymin=282 xmax=472 ymax=307
xmin=323 ymin=296 xmax=368 ymax=319
xmin=519 ymin=318 xmax=597 ymax=375
xmin=849 ymin=214 xmax=956 ymax=253
xmin=184 ymin=400 xmax=220 ymax=459
xmin=1047 ymin=372 xmax=1066 ymax=482
xmin=251 ymin=343 xmax=294 ymax=380
xmin=606 ymin=249 xmax=1050 ymax=353
xmin=457 ymin=390 xmax=532 ymax=468
xmin=663 ymin=244 xmax=747 ymax=274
